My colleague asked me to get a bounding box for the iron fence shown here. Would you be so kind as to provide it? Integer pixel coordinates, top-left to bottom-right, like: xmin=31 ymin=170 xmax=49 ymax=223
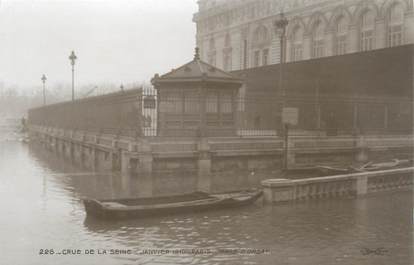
xmin=28 ymin=87 xmax=413 ymax=138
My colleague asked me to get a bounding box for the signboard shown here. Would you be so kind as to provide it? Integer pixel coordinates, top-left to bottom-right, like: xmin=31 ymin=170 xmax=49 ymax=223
xmin=282 ymin=107 xmax=298 ymax=126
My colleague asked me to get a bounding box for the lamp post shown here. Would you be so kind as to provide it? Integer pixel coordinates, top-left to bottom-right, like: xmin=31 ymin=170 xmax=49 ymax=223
xmin=41 ymin=74 xmax=47 ymax=105
xmin=69 ymin=51 xmax=77 ymax=101
xmin=274 ymin=12 xmax=288 ymax=106
xmin=274 ymin=12 xmax=289 ymax=170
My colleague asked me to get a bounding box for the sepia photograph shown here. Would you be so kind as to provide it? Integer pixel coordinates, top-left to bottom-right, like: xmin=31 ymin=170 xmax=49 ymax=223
xmin=0 ymin=0 xmax=413 ymax=264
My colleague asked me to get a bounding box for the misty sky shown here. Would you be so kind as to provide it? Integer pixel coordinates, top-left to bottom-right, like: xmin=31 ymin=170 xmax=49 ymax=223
xmin=0 ymin=0 xmax=197 ymax=91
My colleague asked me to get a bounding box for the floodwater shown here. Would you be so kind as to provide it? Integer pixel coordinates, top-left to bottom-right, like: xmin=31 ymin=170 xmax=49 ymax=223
xmin=0 ymin=133 xmax=413 ymax=265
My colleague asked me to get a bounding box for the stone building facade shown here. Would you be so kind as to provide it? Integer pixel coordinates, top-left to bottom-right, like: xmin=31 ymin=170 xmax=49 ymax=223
xmin=193 ymin=0 xmax=414 ymax=71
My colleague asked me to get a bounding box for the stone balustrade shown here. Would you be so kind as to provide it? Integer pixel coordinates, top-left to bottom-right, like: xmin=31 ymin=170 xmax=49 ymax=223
xmin=262 ymin=167 xmax=414 ymax=204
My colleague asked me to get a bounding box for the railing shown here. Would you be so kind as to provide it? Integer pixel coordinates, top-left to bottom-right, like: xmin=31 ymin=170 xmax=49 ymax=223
xmin=293 ymin=178 xmax=355 ymax=200
xmin=28 ymin=89 xmax=143 ymax=137
xmin=262 ymin=167 xmax=414 ymax=204
xmin=28 ymin=86 xmax=412 ymax=138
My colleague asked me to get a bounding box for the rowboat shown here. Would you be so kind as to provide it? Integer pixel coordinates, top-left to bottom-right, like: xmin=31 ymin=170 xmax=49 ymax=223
xmin=83 ymin=189 xmax=263 ymax=219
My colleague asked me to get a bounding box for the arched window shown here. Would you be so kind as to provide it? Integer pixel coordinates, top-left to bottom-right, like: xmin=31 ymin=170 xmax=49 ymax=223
xmin=360 ymin=10 xmax=375 ymax=51
xmin=312 ymin=20 xmax=325 ymax=58
xmin=335 ymin=16 xmax=348 ymax=55
xmin=223 ymin=34 xmax=232 ymax=71
xmin=252 ymin=25 xmax=271 ymax=67
xmin=254 ymin=25 xmax=269 ymax=44
xmin=388 ymin=4 xmax=404 ymax=47
xmin=291 ymin=25 xmax=303 ymax=61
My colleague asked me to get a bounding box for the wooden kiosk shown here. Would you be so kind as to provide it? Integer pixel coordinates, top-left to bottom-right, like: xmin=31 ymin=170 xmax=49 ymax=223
xmin=151 ymin=48 xmax=243 ymax=137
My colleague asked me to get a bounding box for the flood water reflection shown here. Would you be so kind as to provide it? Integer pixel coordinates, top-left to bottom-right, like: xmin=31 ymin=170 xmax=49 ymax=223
xmin=0 ymin=138 xmax=412 ymax=265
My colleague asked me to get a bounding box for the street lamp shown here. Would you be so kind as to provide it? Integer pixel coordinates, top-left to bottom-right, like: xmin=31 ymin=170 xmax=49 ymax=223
xmin=274 ymin=12 xmax=289 ymax=170
xmin=274 ymin=12 xmax=288 ymax=100
xmin=69 ymin=51 xmax=77 ymax=101
xmin=41 ymin=74 xmax=47 ymax=105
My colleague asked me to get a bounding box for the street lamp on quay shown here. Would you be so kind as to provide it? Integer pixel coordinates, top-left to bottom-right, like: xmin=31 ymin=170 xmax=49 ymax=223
xmin=274 ymin=12 xmax=289 ymax=170
xmin=69 ymin=51 xmax=77 ymax=101
xmin=274 ymin=12 xmax=288 ymax=105
xmin=41 ymin=74 xmax=47 ymax=105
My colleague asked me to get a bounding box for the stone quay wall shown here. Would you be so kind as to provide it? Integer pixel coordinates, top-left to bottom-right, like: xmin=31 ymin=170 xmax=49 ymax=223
xmin=29 ymin=124 xmax=413 ymax=192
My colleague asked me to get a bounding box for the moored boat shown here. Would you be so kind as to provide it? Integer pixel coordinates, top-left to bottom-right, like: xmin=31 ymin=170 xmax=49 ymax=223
xmin=314 ymin=165 xmax=353 ymax=175
xmin=83 ymin=189 xmax=263 ymax=220
xmin=353 ymin=159 xmax=412 ymax=172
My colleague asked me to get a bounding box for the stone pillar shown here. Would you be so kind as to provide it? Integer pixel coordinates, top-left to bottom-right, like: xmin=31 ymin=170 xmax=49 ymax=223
xmin=325 ymin=31 xmax=335 ymax=57
xmin=89 ymin=135 xmax=99 ymax=171
xmin=55 ymin=137 xmax=63 ymax=155
xmin=97 ymin=150 xmax=113 ymax=172
xmin=197 ymin=138 xmax=212 ymax=193
xmin=120 ymin=167 xmax=131 ymax=198
xmin=405 ymin=13 xmax=414 ymax=44
xmin=261 ymin=178 xmax=295 ymax=204
xmin=285 ymin=39 xmax=291 ymax=63
xmin=121 ymin=150 xmax=131 ymax=175
xmin=69 ymin=142 xmax=74 ymax=161
xmin=216 ymin=34 xmax=224 ymax=69
xmin=60 ymin=140 xmax=64 ymax=156
xmin=79 ymin=134 xmax=87 ymax=167
xmin=41 ymin=134 xmax=47 ymax=148
xmin=62 ymin=141 xmax=66 ymax=156
xmin=138 ymin=140 xmax=153 ymax=176
xmin=353 ymin=103 xmax=358 ymax=132
xmin=72 ymin=144 xmax=78 ymax=164
xmin=89 ymin=147 xmax=97 ymax=171
xmin=52 ymin=137 xmax=58 ymax=153
xmin=302 ymin=36 xmax=311 ymax=60
xmin=95 ymin=149 xmax=102 ymax=171
xmin=73 ymin=144 xmax=78 ymax=165
xmin=61 ymin=141 xmax=67 ymax=157
xmin=286 ymin=136 xmax=295 ymax=169
xmin=122 ymin=141 xmax=137 ymax=175
xmin=348 ymin=26 xmax=359 ymax=53
xmin=232 ymin=31 xmax=242 ymax=71
xmin=137 ymin=173 xmax=153 ymax=197
xmin=110 ymin=139 xmax=121 ymax=172
xmin=316 ymin=105 xmax=322 ymax=130
xmin=80 ymin=145 xmax=87 ymax=168
xmin=54 ymin=138 xmax=59 ymax=154
xmin=44 ymin=136 xmax=49 ymax=149
xmin=375 ymin=20 xmax=386 ymax=50
xmin=48 ymin=136 xmax=53 ymax=150
xmin=356 ymin=175 xmax=368 ymax=195
xmin=112 ymin=150 xmax=121 ymax=172
xmin=356 ymin=135 xmax=369 ymax=162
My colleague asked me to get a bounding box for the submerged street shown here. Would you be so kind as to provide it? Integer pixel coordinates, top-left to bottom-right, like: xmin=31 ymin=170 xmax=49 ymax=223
xmin=0 ymin=135 xmax=412 ymax=265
